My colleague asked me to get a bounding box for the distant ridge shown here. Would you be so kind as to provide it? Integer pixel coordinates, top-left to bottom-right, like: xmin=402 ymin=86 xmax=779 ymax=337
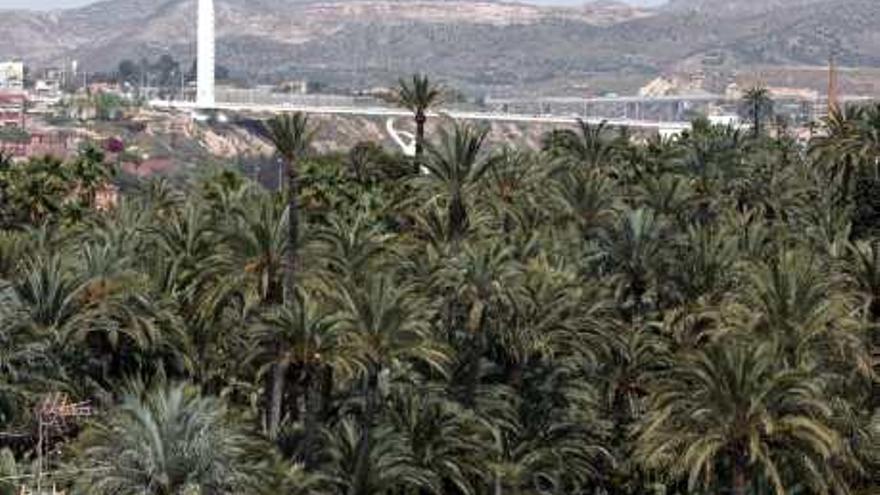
xmin=0 ymin=0 xmax=877 ymax=94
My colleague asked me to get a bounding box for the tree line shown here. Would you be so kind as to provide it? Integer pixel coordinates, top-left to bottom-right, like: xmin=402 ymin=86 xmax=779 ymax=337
xmin=0 ymin=77 xmax=879 ymax=494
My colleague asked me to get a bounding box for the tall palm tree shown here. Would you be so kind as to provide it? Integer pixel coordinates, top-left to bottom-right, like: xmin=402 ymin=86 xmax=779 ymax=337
xmin=422 ymin=123 xmax=492 ymax=244
xmin=553 ymin=168 xmax=615 ymax=241
xmin=483 ymin=148 xmax=544 ymax=238
xmin=262 ymin=112 xmax=315 ymax=304
xmin=845 ymin=240 xmax=880 ymax=323
xmin=332 ymin=276 xmax=449 ymax=492
xmin=598 ymin=208 xmax=666 ymax=317
xmin=391 ymin=74 xmax=445 ymax=171
xmin=543 ymin=119 xmax=619 ymax=171
xmin=452 ymin=241 xmax=519 ymax=404
xmin=197 ymin=191 xmax=288 ymax=315
xmin=310 ymin=212 xmax=394 ymax=288
xmin=146 ymin=204 xmax=217 ymax=312
xmin=323 ymin=417 xmax=433 ymax=495
xmin=810 ymin=105 xmax=864 ymax=190
xmin=5 ymin=156 xmax=72 ymax=224
xmin=636 ymin=338 xmax=848 ymax=495
xmin=741 ymin=86 xmax=774 ymax=138
xmin=0 ymin=152 xmax=12 ymax=229
xmin=0 ymin=277 xmax=54 ymax=433
xmin=727 ymin=250 xmax=867 ymax=373
xmin=0 ymin=448 xmax=19 ymax=495
xmin=385 ymin=383 xmax=495 ymax=494
xmin=251 ymin=291 xmax=340 ymax=448
xmin=71 ymin=381 xmax=269 ymax=494
xmin=70 ymin=143 xmax=113 ymax=209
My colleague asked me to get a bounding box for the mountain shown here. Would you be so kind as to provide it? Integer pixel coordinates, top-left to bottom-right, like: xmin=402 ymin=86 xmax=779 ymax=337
xmin=1 ymin=0 xmax=878 ymax=95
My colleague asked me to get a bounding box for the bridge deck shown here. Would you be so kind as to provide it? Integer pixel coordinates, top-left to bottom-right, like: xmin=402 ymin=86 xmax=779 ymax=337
xmin=150 ymin=100 xmax=693 ymax=131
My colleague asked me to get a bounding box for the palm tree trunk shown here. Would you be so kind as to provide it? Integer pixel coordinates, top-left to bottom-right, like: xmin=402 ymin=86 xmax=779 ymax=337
xmin=449 ymin=193 xmax=468 ymax=245
xmin=465 ymin=316 xmax=485 ymax=406
xmin=303 ymin=367 xmax=319 ymax=469
xmin=415 ymin=111 xmax=426 ymax=174
xmin=753 ymin=101 xmax=760 ymax=138
xmin=352 ymin=368 xmax=378 ymax=495
xmin=506 ymin=360 xmax=524 ymax=389
xmin=285 ymin=157 xmax=299 ymax=304
xmin=268 ymin=361 xmax=289 ymax=441
xmin=320 ymin=364 xmax=334 ymax=420
xmin=732 ymin=455 xmax=747 ymax=495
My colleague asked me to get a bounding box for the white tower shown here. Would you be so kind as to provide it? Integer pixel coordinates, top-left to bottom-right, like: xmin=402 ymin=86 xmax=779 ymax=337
xmin=196 ymin=0 xmax=215 ymax=108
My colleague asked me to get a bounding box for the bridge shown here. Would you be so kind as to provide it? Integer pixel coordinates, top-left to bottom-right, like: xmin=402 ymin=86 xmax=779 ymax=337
xmin=177 ymin=0 xmax=876 ymax=154
xmin=150 ymin=99 xmax=692 ymax=130
xmin=150 ymin=98 xmax=693 ymax=155
xmin=171 ymin=0 xmax=691 ymax=154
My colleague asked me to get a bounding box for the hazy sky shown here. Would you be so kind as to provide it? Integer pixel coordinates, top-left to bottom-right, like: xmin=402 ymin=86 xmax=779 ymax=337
xmin=4 ymin=0 xmax=667 ymax=11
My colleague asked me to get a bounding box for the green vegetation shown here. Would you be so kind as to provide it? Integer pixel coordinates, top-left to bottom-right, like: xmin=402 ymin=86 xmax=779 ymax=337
xmin=0 ymin=127 xmax=29 ymax=144
xmin=1 ymin=93 xmax=880 ymax=495
xmin=740 ymin=86 xmax=774 ymax=138
xmin=0 ymin=145 xmax=114 ymax=227
xmin=389 ymin=74 xmax=445 ymax=170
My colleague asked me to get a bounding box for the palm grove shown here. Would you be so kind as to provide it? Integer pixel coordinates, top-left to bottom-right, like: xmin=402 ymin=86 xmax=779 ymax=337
xmin=0 ymin=77 xmax=879 ymax=495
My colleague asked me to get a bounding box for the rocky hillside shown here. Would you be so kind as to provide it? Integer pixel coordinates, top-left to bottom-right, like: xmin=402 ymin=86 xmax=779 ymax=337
xmin=1 ymin=0 xmax=879 ymax=94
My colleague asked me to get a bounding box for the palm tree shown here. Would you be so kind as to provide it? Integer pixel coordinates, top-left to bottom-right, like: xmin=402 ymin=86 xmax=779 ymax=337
xmin=385 ymin=383 xmax=494 ymax=494
xmin=391 ymin=74 xmax=445 ymax=171
xmin=251 ymin=291 xmax=340 ymax=449
xmin=636 ymin=338 xmax=848 ymax=495
xmin=846 ymin=240 xmax=880 ymax=323
xmin=0 ymin=277 xmax=54 ymax=433
xmin=598 ymin=208 xmax=666 ymax=317
xmin=323 ymin=417 xmax=433 ymax=495
xmin=498 ymin=261 xmax=588 ymax=388
xmin=70 ymin=143 xmax=114 ymax=208
xmin=146 ymin=203 xmax=217 ymax=316
xmin=452 ymin=241 xmax=519 ymax=404
xmin=483 ymin=148 xmax=544 ymax=238
xmin=310 ymin=212 xmax=394 ymax=287
xmin=633 ymin=173 xmax=692 ymax=225
xmin=727 ymin=250 xmax=867 ymax=373
xmin=0 ymin=152 xmax=13 ymax=228
xmin=71 ymin=381 xmax=269 ymax=494
xmin=667 ymin=224 xmax=737 ymax=306
xmin=543 ymin=119 xmax=619 ymax=170
xmin=332 ymin=276 xmax=449 ymax=492
xmin=64 ymin=243 xmax=186 ymax=381
xmin=197 ymin=191 xmax=288 ymax=315
xmin=12 ymin=253 xmax=85 ymax=338
xmin=0 ymin=448 xmax=22 ymax=495
xmin=0 ymin=230 xmax=28 ymax=280
xmin=422 ymin=123 xmax=492 ymax=244
xmin=741 ymin=86 xmax=774 ymax=138
xmin=5 ymin=156 xmax=72 ymax=224
xmin=810 ymin=105 xmax=864 ymax=190
xmin=262 ymin=112 xmax=315 ymax=304
xmin=553 ymin=168 xmax=615 ymax=241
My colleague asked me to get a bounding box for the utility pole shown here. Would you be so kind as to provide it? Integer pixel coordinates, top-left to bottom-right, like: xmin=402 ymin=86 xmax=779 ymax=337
xmin=20 ymin=95 xmax=26 ymax=131
xmin=828 ymin=52 xmax=839 ymax=117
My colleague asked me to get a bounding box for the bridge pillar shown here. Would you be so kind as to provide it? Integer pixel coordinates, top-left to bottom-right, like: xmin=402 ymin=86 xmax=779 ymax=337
xmin=197 ymin=0 xmax=215 ymax=108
